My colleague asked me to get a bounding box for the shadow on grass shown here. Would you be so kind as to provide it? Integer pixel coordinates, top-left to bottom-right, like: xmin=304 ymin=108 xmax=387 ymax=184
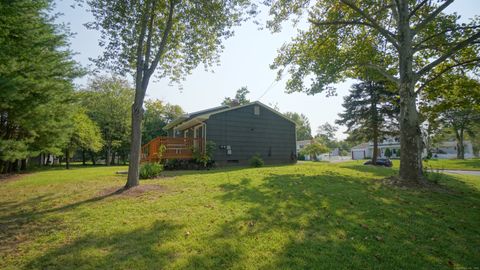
xmin=24 ymin=220 xmax=182 ymax=270
xmin=0 ymin=187 xmax=130 ymax=254
xmin=184 ymin=171 xmax=480 ymax=269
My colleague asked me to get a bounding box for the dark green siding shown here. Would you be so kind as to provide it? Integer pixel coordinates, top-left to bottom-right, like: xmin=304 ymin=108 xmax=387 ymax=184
xmin=205 ymin=104 xmax=296 ymax=165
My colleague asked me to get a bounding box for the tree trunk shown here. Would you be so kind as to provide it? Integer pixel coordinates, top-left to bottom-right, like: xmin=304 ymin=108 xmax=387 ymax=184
xmin=65 ymin=149 xmax=70 ymax=169
xmin=20 ymin=159 xmax=27 ymax=171
xmin=456 ymin=129 xmax=465 ymax=159
xmin=112 ymin=152 xmax=116 ymax=166
xmin=90 ymin=151 xmax=96 ymax=165
xmin=126 ymin=103 xmax=144 ymax=188
xmin=82 ymin=149 xmax=86 ymax=165
xmin=398 ymin=1 xmax=424 ymax=183
xmin=106 ymin=143 xmax=111 ymax=166
xmin=65 ymin=151 xmax=70 ymax=169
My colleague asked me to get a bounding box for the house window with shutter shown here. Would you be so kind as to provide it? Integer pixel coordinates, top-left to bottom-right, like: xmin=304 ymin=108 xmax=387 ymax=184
xmin=254 ymin=105 xmax=260 ymax=115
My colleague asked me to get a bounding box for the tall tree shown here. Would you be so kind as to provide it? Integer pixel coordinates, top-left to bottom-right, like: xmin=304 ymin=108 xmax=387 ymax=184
xmin=0 ymin=0 xmax=82 ymax=173
xmin=421 ymin=73 xmax=480 ymax=159
xmin=85 ymin=0 xmax=257 ymax=188
xmin=316 ymin=123 xmax=338 ymax=143
xmin=336 ymin=81 xmax=399 ymax=164
xmin=142 ymin=99 xmax=184 ymax=142
xmin=267 ymin=0 xmax=480 ymax=183
xmin=80 ymin=76 xmax=134 ymax=166
xmin=222 ymin=86 xmax=251 ymax=107
xmin=65 ymin=110 xmax=104 ymax=169
xmin=284 ymin=112 xmax=312 ymax=141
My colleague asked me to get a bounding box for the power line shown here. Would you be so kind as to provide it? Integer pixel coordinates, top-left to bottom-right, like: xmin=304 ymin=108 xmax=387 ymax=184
xmin=256 ymin=79 xmax=278 ymax=101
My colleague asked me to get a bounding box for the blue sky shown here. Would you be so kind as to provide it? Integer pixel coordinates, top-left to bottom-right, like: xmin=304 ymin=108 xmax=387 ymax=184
xmin=55 ymin=0 xmax=480 ymax=139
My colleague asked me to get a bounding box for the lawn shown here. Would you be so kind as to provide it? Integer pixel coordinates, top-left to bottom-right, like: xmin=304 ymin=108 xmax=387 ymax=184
xmin=1 ymin=163 xmax=479 ymax=269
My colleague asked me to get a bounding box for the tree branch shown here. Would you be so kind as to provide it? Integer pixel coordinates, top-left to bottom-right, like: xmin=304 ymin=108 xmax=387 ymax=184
xmin=416 ymin=57 xmax=480 ymax=93
xmin=134 ymin=0 xmax=150 ymax=92
xmin=308 ymin=18 xmax=374 ymax=28
xmin=413 ymin=0 xmax=454 ymax=33
xmin=145 ymin=0 xmax=176 ymax=79
xmin=416 ymin=31 xmax=480 ymax=78
xmin=413 ymin=25 xmax=480 ymax=52
xmin=409 ymin=0 xmax=428 ymax=19
xmin=360 ymin=62 xmax=399 ymax=83
xmin=339 ymin=0 xmax=399 ymax=50
xmin=143 ymin=0 xmax=156 ymax=73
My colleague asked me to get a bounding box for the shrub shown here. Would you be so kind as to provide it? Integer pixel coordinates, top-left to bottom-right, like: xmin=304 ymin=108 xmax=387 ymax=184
xmin=384 ymin=148 xmax=392 ymax=158
xmin=192 ymin=141 xmax=216 ymax=168
xmin=139 ymin=163 xmax=163 ymax=179
xmin=250 ymin=154 xmax=264 ymax=167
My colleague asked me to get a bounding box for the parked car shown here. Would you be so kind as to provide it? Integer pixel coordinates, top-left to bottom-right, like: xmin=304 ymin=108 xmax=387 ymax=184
xmin=364 ymin=158 xmax=393 ymax=167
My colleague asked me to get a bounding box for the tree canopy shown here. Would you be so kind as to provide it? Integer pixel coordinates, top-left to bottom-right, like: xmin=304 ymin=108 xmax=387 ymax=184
xmin=266 ymin=0 xmax=480 ymax=183
xmin=142 ymin=99 xmax=184 ymax=142
xmin=84 ymin=0 xmax=258 ymax=187
xmin=336 ymin=80 xmax=399 ymax=162
xmin=284 ymin=112 xmax=312 ymax=141
xmin=222 ymin=86 xmax=251 ymax=107
xmin=0 ymin=0 xmax=82 ymax=172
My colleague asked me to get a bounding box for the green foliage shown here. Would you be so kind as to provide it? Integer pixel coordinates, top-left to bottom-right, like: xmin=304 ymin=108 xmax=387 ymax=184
xmin=249 ymin=154 xmax=264 ymax=167
xmin=79 ymin=76 xmax=134 ymax=164
xmin=222 ymin=87 xmax=251 ymax=107
xmin=139 ymin=162 xmax=163 ymax=179
xmin=69 ymin=110 xmax=104 ymax=153
xmin=284 ymin=112 xmax=312 ymax=141
xmin=384 ymin=148 xmax=392 ymax=158
xmin=300 ymin=142 xmax=330 ymax=160
xmin=316 ymin=123 xmax=338 ymax=143
xmin=0 ymin=0 xmax=82 ymax=171
xmin=336 ymin=81 xmax=399 ymax=144
xmin=193 ymin=141 xmax=216 ymax=168
xmin=142 ymin=99 xmax=184 ymax=142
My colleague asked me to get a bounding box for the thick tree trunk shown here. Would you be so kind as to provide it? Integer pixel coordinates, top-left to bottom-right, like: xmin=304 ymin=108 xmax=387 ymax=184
xmin=398 ymin=1 xmax=423 ymax=183
xmin=126 ymin=103 xmax=144 ymax=188
xmin=112 ymin=152 xmax=116 ymax=165
xmin=65 ymin=149 xmax=70 ymax=169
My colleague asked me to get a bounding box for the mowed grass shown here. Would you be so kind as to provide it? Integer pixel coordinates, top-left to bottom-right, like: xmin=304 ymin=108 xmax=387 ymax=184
xmin=1 ymin=163 xmax=479 ymax=269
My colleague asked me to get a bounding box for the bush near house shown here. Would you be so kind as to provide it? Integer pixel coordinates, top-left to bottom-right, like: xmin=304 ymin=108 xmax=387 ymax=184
xmin=139 ymin=163 xmax=163 ymax=179
xmin=249 ymin=154 xmax=264 ymax=167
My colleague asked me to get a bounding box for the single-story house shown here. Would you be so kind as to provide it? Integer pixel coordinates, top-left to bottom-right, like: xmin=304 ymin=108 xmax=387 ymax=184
xmin=142 ymin=101 xmax=297 ymax=166
xmin=296 ymin=140 xmax=342 ymax=161
xmin=351 ymin=137 xmax=475 ymax=160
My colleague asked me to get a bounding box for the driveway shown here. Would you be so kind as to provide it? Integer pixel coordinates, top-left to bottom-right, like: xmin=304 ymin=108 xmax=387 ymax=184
xmin=432 ymin=170 xmax=480 ymax=176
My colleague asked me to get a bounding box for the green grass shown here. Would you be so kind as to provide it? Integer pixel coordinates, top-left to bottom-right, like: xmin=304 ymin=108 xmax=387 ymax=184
xmin=423 ymin=158 xmax=480 ymax=171
xmin=1 ymin=163 xmax=479 ymax=269
xmin=342 ymin=158 xmax=480 ymax=171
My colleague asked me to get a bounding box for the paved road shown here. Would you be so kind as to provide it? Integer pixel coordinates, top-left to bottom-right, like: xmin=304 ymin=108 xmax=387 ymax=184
xmin=431 ymin=170 xmax=480 ymax=176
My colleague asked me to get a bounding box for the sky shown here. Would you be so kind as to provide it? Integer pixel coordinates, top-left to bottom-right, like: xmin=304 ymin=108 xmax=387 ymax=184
xmin=55 ymin=0 xmax=480 ymax=140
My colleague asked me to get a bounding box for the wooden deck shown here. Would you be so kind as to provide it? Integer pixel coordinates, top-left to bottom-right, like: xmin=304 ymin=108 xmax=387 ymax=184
xmin=141 ymin=137 xmax=204 ymax=163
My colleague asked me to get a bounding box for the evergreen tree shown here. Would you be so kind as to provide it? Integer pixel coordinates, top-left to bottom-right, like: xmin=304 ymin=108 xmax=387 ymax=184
xmin=0 ymin=0 xmax=82 ymax=173
xmin=336 ymin=81 xmax=399 ymax=164
xmin=284 ymin=112 xmax=312 ymax=141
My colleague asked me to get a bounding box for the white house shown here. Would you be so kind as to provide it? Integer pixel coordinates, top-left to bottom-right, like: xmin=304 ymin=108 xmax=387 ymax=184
xmin=351 ymin=137 xmax=402 ymax=160
xmin=351 ymin=137 xmax=475 ymax=160
xmin=431 ymin=141 xmax=475 ymax=159
xmin=296 ymin=140 xmax=344 ymax=161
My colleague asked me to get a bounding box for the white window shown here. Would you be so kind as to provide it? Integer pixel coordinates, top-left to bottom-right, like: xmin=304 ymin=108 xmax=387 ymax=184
xmin=254 ymin=105 xmax=260 ymax=115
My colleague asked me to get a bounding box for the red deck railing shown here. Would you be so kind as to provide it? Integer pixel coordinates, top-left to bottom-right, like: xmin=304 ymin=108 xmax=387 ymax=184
xmin=141 ymin=137 xmax=204 ymax=163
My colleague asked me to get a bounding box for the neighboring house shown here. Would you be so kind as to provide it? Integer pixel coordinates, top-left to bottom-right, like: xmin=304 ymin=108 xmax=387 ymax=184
xmin=351 ymin=137 xmax=402 ymax=160
xmin=431 ymin=141 xmax=475 ymax=159
xmin=142 ymin=101 xmax=297 ymax=166
xmin=350 ymin=137 xmax=475 ymax=160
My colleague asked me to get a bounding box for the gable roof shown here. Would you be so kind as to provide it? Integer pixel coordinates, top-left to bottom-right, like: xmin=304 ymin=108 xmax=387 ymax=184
xmin=164 ymin=101 xmax=296 ymax=131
